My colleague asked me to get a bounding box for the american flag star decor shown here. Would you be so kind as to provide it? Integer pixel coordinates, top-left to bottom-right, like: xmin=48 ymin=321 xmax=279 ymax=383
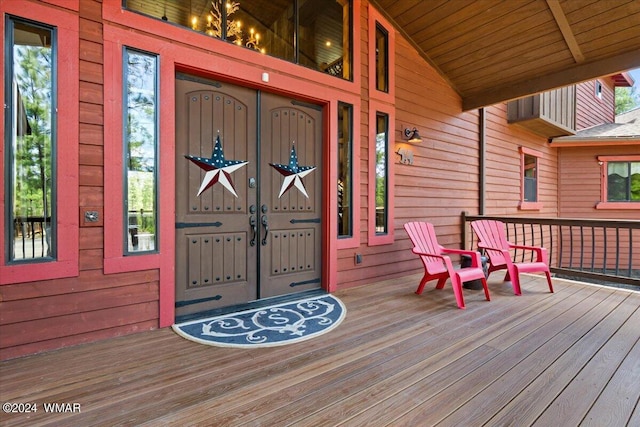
xmin=185 ymin=135 xmax=248 ymax=198
xmin=269 ymin=143 xmax=316 ymax=198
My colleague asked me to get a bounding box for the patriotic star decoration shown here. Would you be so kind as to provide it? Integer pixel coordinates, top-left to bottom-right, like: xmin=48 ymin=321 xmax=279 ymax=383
xmin=270 ymin=143 xmax=316 ymax=198
xmin=184 ymin=135 xmax=248 ymax=197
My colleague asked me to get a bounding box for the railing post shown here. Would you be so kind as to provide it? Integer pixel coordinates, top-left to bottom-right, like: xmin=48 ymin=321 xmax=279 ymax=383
xmin=461 ymin=211 xmax=468 ymax=250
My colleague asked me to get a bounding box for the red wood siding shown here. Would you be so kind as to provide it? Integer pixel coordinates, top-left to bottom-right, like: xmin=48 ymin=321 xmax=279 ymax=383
xmin=484 ymin=104 xmax=558 ymax=217
xmin=558 ymin=145 xmax=639 ymax=220
xmin=575 ymin=78 xmax=615 ymax=130
xmin=334 ymin=2 xmax=557 ymax=290
xmin=557 ymin=146 xmax=639 ymax=271
xmin=0 ymin=0 xmax=160 ymax=361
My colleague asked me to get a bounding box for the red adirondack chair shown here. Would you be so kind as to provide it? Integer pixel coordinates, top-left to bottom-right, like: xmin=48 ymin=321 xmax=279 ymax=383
xmin=470 ymin=219 xmax=554 ymax=295
xmin=404 ymin=222 xmax=490 ymax=309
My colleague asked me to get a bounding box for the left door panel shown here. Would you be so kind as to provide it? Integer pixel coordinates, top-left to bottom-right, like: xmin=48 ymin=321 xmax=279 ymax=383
xmin=175 ymin=75 xmax=257 ymax=317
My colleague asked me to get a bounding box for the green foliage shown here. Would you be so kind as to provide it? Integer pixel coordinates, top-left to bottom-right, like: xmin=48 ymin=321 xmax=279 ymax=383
xmin=615 ymin=86 xmax=640 ymax=115
xmin=12 ymin=43 xmax=53 ymax=219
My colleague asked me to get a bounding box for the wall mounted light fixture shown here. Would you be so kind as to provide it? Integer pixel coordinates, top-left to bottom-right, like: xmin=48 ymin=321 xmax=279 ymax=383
xmin=403 ymin=127 xmax=422 ymax=143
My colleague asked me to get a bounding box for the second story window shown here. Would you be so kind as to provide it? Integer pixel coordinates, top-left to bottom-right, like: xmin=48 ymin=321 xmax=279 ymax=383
xmin=595 ymin=81 xmax=603 ymax=100
xmin=123 ymin=0 xmax=353 ymax=81
xmin=5 ymin=17 xmax=56 ymax=262
xmin=375 ymin=23 xmax=389 ymax=93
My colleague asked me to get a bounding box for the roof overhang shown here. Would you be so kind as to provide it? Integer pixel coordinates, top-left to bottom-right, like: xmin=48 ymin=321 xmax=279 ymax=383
xmin=373 ymin=0 xmax=640 ymax=110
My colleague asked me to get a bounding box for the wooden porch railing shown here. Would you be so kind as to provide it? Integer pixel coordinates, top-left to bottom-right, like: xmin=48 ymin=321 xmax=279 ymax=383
xmin=461 ymin=212 xmax=640 ymax=288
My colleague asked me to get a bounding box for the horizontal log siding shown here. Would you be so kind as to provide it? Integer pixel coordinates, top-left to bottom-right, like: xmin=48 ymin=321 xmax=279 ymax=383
xmin=575 ymin=78 xmax=615 ymax=130
xmin=0 ymin=0 xmax=159 ymax=360
xmin=336 ymin=2 xmax=557 ymax=290
xmin=484 ymin=104 xmax=558 ymax=217
xmin=558 ymin=145 xmax=639 ymax=220
xmin=337 ymin=2 xmax=480 ymax=289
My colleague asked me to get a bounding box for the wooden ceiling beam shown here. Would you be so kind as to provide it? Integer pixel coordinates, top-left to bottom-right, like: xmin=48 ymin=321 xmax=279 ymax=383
xmin=462 ymin=47 xmax=640 ymax=111
xmin=546 ymin=0 xmax=584 ymax=63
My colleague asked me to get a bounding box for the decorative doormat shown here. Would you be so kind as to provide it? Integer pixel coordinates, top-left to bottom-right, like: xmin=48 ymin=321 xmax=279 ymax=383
xmin=172 ymin=294 xmax=346 ymax=348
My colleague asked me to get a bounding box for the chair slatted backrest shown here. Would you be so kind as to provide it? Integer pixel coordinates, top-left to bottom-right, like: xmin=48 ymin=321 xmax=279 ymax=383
xmin=471 ymin=220 xmax=509 ymax=266
xmin=404 ymin=222 xmax=446 ymax=273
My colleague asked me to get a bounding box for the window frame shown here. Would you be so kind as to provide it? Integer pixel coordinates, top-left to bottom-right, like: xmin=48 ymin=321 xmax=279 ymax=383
xmin=374 ymin=23 xmax=389 ymax=93
xmin=337 ymin=101 xmax=354 ymax=239
xmin=518 ymin=146 xmax=543 ymax=211
xmin=368 ymin=102 xmax=395 ymax=246
xmin=596 ymin=155 xmax=640 ymax=210
xmin=367 ymin=6 xmax=395 ymax=246
xmin=595 ymin=80 xmax=603 ymax=101
xmin=122 ymin=47 xmax=160 ymax=256
xmin=0 ymin=3 xmax=79 ymax=285
xmin=335 ymin=97 xmax=361 ymax=250
xmin=122 ymin=0 xmax=354 ymax=82
xmin=103 ymin=28 xmax=169 ymax=274
xmin=368 ymin=6 xmax=394 ymax=104
xmin=5 ymin=17 xmax=57 ymax=263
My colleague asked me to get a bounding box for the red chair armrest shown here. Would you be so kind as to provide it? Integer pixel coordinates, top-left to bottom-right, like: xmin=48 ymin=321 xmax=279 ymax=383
xmin=507 ymin=244 xmax=548 ymax=262
xmin=412 ymin=248 xmax=445 ymax=260
xmin=440 ymin=248 xmax=482 ymax=267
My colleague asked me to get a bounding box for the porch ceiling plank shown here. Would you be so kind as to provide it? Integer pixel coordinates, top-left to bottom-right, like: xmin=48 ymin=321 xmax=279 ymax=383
xmin=444 ymin=35 xmax=570 ymax=93
xmin=373 ymin=0 xmax=443 ymax=29
xmin=546 ymin=0 xmax=585 ymax=62
xmin=1 ymin=275 xmax=639 ymax=426
xmin=394 ymin=0 xmax=471 ymax=37
xmin=373 ymin=0 xmax=640 ymax=110
xmin=428 ymin=2 xmax=549 ymax=61
xmin=462 ymin=46 xmax=640 ymax=111
xmin=408 ymin=1 xmax=500 ymax=46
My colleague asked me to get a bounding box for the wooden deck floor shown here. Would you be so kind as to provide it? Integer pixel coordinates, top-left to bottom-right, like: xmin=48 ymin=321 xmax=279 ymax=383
xmin=1 ymin=274 xmax=640 ymax=426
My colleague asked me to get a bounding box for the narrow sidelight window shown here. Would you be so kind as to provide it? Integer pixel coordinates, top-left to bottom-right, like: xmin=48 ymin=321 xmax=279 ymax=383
xmin=375 ymin=112 xmax=389 ymax=234
xmin=5 ymin=17 xmax=56 ymax=262
xmin=337 ymin=102 xmax=353 ymax=237
xmin=375 ymin=23 xmax=388 ymax=93
xmin=124 ymin=48 xmax=158 ymax=254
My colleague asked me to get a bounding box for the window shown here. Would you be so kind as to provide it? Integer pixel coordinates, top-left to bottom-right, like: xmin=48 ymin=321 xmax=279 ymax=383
xmin=375 ymin=23 xmax=388 ymax=93
xmin=519 ymin=147 xmax=543 ymax=210
xmin=597 ymin=156 xmax=640 ymax=209
xmin=367 ymin=104 xmax=394 ymax=245
xmin=122 ymin=0 xmax=353 ymax=81
xmin=607 ymin=161 xmax=640 ymax=202
xmin=124 ymin=48 xmax=158 ymax=254
xmin=5 ymin=18 xmax=56 ymax=262
xmin=374 ymin=112 xmax=389 ymax=234
xmin=1 ymin=2 xmax=79 ymax=285
xmin=595 ymin=81 xmax=603 ymax=100
xmin=523 ymin=154 xmax=537 ymax=202
xmin=337 ymin=102 xmax=353 ymax=238
xmin=368 ymin=6 xmax=394 ymax=101
xmin=367 ymin=7 xmax=394 ymax=245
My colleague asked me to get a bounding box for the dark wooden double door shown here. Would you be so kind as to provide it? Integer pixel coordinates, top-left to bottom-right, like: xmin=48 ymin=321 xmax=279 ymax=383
xmin=175 ymin=75 xmax=323 ymax=317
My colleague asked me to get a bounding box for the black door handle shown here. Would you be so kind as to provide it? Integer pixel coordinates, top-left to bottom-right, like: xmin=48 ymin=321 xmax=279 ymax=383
xmin=261 ymin=215 xmax=269 ymax=246
xmin=249 ymin=215 xmax=257 ymax=246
